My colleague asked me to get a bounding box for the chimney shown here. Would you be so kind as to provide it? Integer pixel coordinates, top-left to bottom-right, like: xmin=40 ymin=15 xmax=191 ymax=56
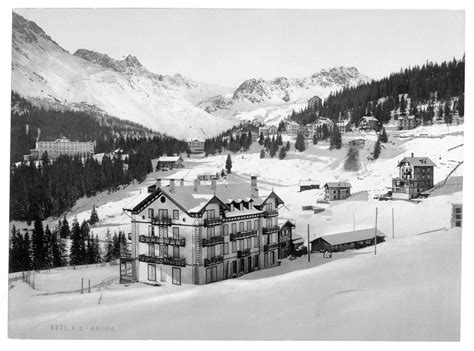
xmin=193 ymin=179 xmax=199 ymax=192
xmin=251 ymin=176 xmax=258 ymax=198
xmin=211 ymin=178 xmax=217 ymax=191
xmin=170 ymin=179 xmax=175 ymax=193
xmin=180 ymin=178 xmax=184 ymax=186
xmin=156 ymin=178 xmax=161 ymax=188
xmin=411 ymin=153 xmax=414 ymax=158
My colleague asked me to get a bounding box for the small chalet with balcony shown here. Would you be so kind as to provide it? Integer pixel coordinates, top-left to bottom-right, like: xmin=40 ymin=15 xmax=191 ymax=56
xmin=358 ymin=116 xmax=379 ymax=131
xmin=323 ymin=182 xmax=352 ymax=201
xmin=392 ymin=153 xmax=436 ymax=199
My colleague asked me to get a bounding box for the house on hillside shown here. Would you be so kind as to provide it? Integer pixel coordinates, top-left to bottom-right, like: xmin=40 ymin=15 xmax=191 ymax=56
xmin=259 ymin=125 xmax=278 ymax=137
xmin=299 ymin=179 xmax=320 ymax=192
xmin=310 ymin=228 xmax=386 ymax=253
xmin=278 ymin=220 xmax=296 ymax=259
xmin=323 ymin=182 xmax=351 ymax=201
xmin=122 ymin=176 xmax=285 ymax=285
xmin=157 ymin=156 xmax=184 ymax=170
xmin=336 ymin=121 xmax=352 ymax=134
xmin=285 ymin=120 xmax=300 ymax=136
xmin=391 ymin=153 xmax=435 ymax=199
xmin=187 ymin=139 xmax=205 ymax=154
xmin=398 ymin=115 xmax=420 ymax=130
xmin=358 ymin=116 xmax=379 ymax=131
xmin=315 ymin=117 xmax=334 ymax=138
xmin=24 ymin=137 xmax=95 ymax=161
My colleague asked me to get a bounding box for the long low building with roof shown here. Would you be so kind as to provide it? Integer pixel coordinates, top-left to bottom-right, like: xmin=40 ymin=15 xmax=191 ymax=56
xmin=122 ymin=176 xmax=285 ymax=285
xmin=311 ymin=228 xmax=386 ymax=253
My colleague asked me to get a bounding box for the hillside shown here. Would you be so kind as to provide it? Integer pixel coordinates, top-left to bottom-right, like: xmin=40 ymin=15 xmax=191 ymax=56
xmin=11 ymin=12 xmax=235 ymax=139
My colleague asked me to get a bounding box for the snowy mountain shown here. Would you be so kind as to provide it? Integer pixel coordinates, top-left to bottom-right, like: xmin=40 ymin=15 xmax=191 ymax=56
xmin=198 ymin=67 xmax=370 ymax=125
xmin=11 ymin=12 xmax=235 ymax=139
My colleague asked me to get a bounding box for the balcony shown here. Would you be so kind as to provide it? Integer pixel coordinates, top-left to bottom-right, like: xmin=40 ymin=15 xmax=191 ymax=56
xmin=151 ymin=216 xmax=172 ymax=226
xmin=204 ymin=217 xmax=223 ymax=227
xmin=138 ymin=254 xmax=186 ymax=267
xmin=262 ymin=226 xmax=279 ymax=235
xmin=230 ymin=229 xmax=258 ymax=241
xmin=204 ymin=255 xmax=224 ymax=267
xmin=202 ymin=235 xmax=225 ymax=246
xmin=139 ymin=235 xmax=185 ymax=246
xmin=263 ymin=209 xmax=279 ymax=218
xmin=264 ymin=242 xmax=279 ymax=252
xmin=237 ymin=248 xmax=251 ymax=258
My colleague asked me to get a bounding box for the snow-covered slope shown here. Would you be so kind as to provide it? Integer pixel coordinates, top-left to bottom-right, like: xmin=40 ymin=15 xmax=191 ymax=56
xmin=11 ymin=12 xmax=235 ymax=139
xmin=198 ymin=67 xmax=371 ymax=125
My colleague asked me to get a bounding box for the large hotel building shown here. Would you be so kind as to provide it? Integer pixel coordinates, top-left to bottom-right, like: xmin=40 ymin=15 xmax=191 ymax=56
xmin=122 ymin=176 xmax=284 ymax=285
xmin=24 ymin=137 xmax=95 ymax=161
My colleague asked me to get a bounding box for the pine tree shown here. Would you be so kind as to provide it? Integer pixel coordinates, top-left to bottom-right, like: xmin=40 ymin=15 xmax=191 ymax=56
xmin=458 ymin=95 xmax=464 ymax=117
xmin=444 ymin=102 xmax=452 ymax=124
xmin=278 ymin=146 xmax=287 ymax=160
xmin=260 ymin=149 xmax=265 ymax=159
xmin=59 ymin=216 xmax=70 ymax=239
xmin=225 ymin=154 xmax=232 ymax=174
xmin=32 ymin=218 xmax=46 ymax=270
xmin=70 ymin=219 xmax=82 ymax=266
xmin=373 ymin=139 xmax=381 ymax=160
xmin=329 ymin=126 xmax=342 ymax=150
xmin=105 ymin=228 xmax=114 ymax=262
xmin=286 ymin=141 xmax=290 ymax=151
xmin=295 ymin=132 xmax=306 ymax=152
xmin=51 ymin=228 xmax=62 ymax=268
xmin=259 ymin=132 xmax=264 ymax=145
xmin=379 ymin=128 xmax=388 ymax=143
xmin=44 ymin=225 xmax=53 ymax=268
xmin=313 ymin=133 xmax=318 ymax=145
xmin=89 ymin=205 xmax=99 ymax=226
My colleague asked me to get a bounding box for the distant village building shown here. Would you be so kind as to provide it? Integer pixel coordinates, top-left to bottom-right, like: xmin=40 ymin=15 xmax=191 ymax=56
xmin=122 ymin=176 xmax=285 ymax=285
xmin=259 ymin=125 xmax=278 ymax=137
xmin=314 ymin=117 xmax=334 ymax=138
xmin=298 ymin=179 xmax=320 ymax=192
xmin=157 ymin=156 xmax=184 ymax=170
xmin=358 ymin=116 xmax=379 ymax=131
xmin=308 ymin=95 xmax=323 ymax=110
xmin=391 ymin=153 xmax=435 ymax=199
xmin=336 ymin=121 xmax=352 ymax=134
xmin=285 ymin=120 xmax=300 ymax=136
xmin=398 ymin=115 xmax=420 ymax=130
xmin=323 ymin=182 xmax=352 ymax=201
xmin=310 ymin=228 xmax=386 ymax=253
xmin=451 ymin=203 xmax=462 ymax=228
xmin=278 ymin=220 xmax=295 ymax=259
xmin=187 ymin=139 xmax=205 ymax=154
xmin=24 ymin=137 xmax=94 ymax=161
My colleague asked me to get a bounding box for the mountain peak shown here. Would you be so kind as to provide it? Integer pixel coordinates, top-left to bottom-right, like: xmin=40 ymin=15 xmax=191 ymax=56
xmin=122 ymin=54 xmax=142 ymax=68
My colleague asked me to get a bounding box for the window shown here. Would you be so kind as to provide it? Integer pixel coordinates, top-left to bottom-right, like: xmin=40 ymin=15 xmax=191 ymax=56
xmin=232 ymin=241 xmax=237 ymax=253
xmin=239 ymin=222 xmax=244 ymax=232
xmin=232 ymin=261 xmax=237 ymax=276
xmin=223 ymin=224 xmax=229 ymax=235
xmin=148 ymin=208 xmax=154 ymax=219
xmin=208 ymin=245 xmax=216 ymax=259
xmin=247 ymin=238 xmax=251 ymax=250
xmin=147 ymin=264 xmax=156 ymax=281
xmin=254 ymin=236 xmax=260 ymax=248
xmin=206 ymin=209 xmax=215 ymax=219
xmin=224 ymin=242 xmax=229 ymax=255
xmin=158 ymin=209 xmax=168 ymax=219
xmin=172 ymin=268 xmax=181 ymax=285
xmin=159 ymin=245 xmax=168 ymax=258
xmin=266 ymin=203 xmax=273 ymax=211
xmin=247 ymin=221 xmax=252 ymax=230
xmin=149 ymin=244 xmax=155 ymax=257
xmin=173 ymin=246 xmax=180 ymax=259
xmin=173 ymin=227 xmax=179 ymax=238
xmin=254 ymin=220 xmax=260 ymax=231
xmin=148 ymin=225 xmax=155 ymax=236
xmin=208 ymin=226 xmax=215 ymax=238
xmin=173 ymin=210 xmax=179 ymax=220
xmin=231 ymin=223 xmax=237 ymax=234
xmin=270 ymin=251 xmax=276 ymax=265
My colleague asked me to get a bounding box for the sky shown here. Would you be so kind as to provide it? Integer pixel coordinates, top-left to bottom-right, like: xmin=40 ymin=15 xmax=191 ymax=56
xmin=14 ymin=9 xmax=465 ymax=87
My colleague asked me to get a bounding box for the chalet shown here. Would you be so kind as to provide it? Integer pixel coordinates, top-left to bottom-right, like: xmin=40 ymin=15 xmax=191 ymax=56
xmin=358 ymin=116 xmax=379 ymax=131
xmin=285 ymin=120 xmax=300 ymax=135
xmin=336 ymin=121 xmax=352 ymax=134
xmin=311 ymin=228 xmax=386 ymax=253
xmin=157 ymin=156 xmax=184 ymax=170
xmin=324 ymin=182 xmax=351 ymax=201
xmin=278 ymin=220 xmax=295 ymax=259
xmin=187 ymin=139 xmax=205 ymax=154
xmin=298 ymin=179 xmax=320 ymax=192
xmin=392 ymin=153 xmax=435 ymax=199
xmin=122 ymin=176 xmax=285 ymax=285
xmin=308 ymin=95 xmax=322 ymax=110
xmin=259 ymin=125 xmax=278 ymax=137
xmin=315 ymin=118 xmax=334 ymax=138
xmin=398 ymin=115 xmax=419 ymax=130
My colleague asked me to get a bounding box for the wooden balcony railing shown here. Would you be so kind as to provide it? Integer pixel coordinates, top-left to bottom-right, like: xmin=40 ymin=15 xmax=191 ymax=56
xmin=151 ymin=216 xmax=172 ymax=226
xmin=262 ymin=226 xmax=279 ymax=234
xmin=230 ymin=229 xmax=258 ymax=241
xmin=138 ymin=254 xmax=186 ymax=267
xmin=263 ymin=209 xmax=279 ymax=218
xmin=264 ymin=242 xmax=279 ymax=252
xmin=204 ymin=255 xmax=224 ymax=267
xmin=204 ymin=217 xmax=223 ymax=227
xmin=139 ymin=235 xmax=185 ymax=246
xmin=237 ymin=248 xmax=251 ymax=258
xmin=202 ymin=235 xmax=225 ymax=246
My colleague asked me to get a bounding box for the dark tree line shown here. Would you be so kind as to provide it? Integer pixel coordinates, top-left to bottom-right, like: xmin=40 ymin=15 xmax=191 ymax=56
xmin=289 ymin=56 xmax=465 ymax=126
xmin=204 ymin=128 xmax=256 ymax=155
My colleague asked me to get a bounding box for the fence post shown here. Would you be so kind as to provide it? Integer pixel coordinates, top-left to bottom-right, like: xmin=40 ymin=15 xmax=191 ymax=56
xmin=88 ymin=279 xmax=91 ymax=293
xmin=81 ymin=277 xmax=84 ymax=294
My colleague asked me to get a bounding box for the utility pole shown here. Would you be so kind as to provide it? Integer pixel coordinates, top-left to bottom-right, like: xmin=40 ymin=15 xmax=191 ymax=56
xmin=374 ymin=207 xmax=378 ymax=255
xmin=392 ymin=208 xmax=395 ymax=240
xmin=307 ymin=224 xmax=311 ymax=263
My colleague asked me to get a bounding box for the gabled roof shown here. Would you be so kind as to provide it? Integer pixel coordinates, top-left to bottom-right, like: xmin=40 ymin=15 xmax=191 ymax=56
xmin=360 ymin=116 xmax=378 ymax=122
xmin=279 ymin=219 xmax=295 ymax=229
xmin=324 ymin=182 xmax=351 ymax=188
xmin=158 ymin=156 xmax=183 ymax=162
xmin=314 ymin=228 xmax=385 ymax=246
xmin=299 ymin=179 xmax=320 ymax=186
xmin=398 ymin=157 xmax=436 ymax=167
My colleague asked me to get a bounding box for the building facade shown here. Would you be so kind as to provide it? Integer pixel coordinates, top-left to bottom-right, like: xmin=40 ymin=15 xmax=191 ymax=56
xmin=358 ymin=116 xmax=379 ymax=131
xmin=392 ymin=153 xmax=435 ymax=199
xmin=25 ymin=137 xmax=95 ymax=160
xmin=259 ymin=125 xmax=278 ymax=137
xmin=157 ymin=156 xmax=184 ymax=170
xmin=324 ymin=182 xmax=352 ymax=201
xmin=311 ymin=228 xmax=386 ymax=253
xmin=187 ymin=139 xmax=205 ymax=154
xmin=285 ymin=121 xmax=300 ymax=136
xmin=278 ymin=220 xmax=295 ymax=259
xmin=398 ymin=115 xmax=419 ymax=130
xmin=123 ymin=176 xmax=285 ymax=285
